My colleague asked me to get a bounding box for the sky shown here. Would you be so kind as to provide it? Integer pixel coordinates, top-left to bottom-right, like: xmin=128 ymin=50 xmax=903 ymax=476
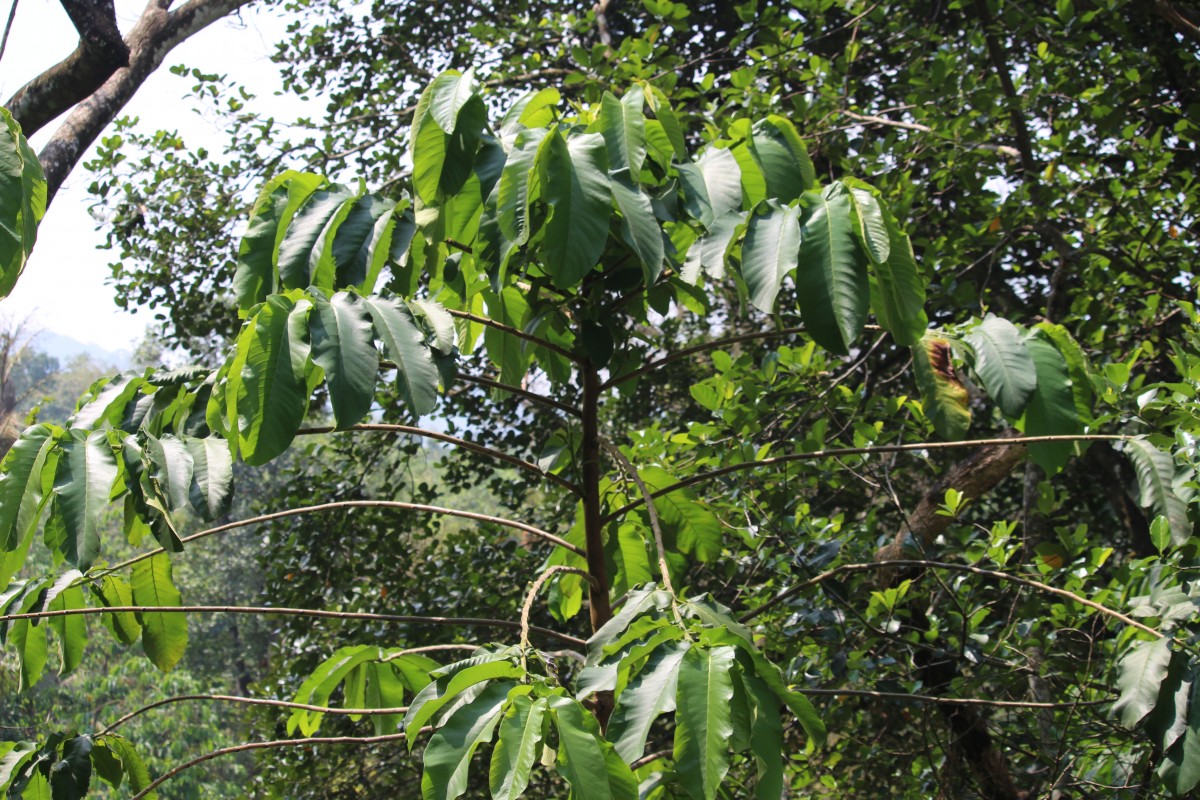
xmin=0 ymin=0 xmax=301 ymax=351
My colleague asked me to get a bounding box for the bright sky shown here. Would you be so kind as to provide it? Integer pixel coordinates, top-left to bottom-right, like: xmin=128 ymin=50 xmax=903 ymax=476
xmin=0 ymin=0 xmax=300 ymax=350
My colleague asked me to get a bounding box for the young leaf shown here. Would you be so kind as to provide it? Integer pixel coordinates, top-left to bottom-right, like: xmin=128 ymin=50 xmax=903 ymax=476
xmin=309 ymin=290 xmax=379 ymax=428
xmin=131 ymin=553 xmax=188 ymax=672
xmin=674 ymin=645 xmax=738 ymax=800
xmin=964 ymin=315 xmax=1037 ymax=418
xmin=489 ymin=694 xmax=547 ymax=800
xmin=419 ymin=680 xmax=511 ymax=800
xmin=795 ymin=183 xmax=870 ymax=354
xmin=0 ymin=424 xmax=54 ymax=553
xmin=740 ymin=200 xmax=800 ymax=313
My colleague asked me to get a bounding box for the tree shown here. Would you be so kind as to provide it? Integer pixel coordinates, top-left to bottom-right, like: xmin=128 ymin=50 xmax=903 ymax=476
xmin=2 ymin=3 xmax=1200 ymax=797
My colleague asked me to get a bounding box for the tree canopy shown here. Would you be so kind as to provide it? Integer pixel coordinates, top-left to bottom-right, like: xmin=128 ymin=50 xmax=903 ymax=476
xmin=2 ymin=1 xmax=1200 ymax=798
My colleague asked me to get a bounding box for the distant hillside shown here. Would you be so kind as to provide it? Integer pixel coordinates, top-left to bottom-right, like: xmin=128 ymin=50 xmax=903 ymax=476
xmin=34 ymin=330 xmax=134 ymax=371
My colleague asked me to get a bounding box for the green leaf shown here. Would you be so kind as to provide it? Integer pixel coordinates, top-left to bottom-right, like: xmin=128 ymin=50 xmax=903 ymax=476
xmin=409 ymin=298 xmax=456 ymax=354
xmin=1159 ymin=665 xmax=1200 ymax=795
xmin=411 ymin=72 xmax=485 ymax=204
xmin=327 ymin=194 xmax=396 ymax=289
xmin=796 ymin=183 xmax=870 ymax=354
xmin=140 ymin=433 xmax=194 ymax=514
xmin=428 ymin=68 xmax=479 ymax=134
xmin=499 ymin=87 xmax=560 ymax=135
xmin=99 ymin=736 xmax=154 ymax=798
xmin=69 ymin=372 xmax=146 ymax=431
xmin=483 ymin=287 xmax=533 ymax=388
xmin=234 ymin=171 xmax=325 ymax=313
xmin=309 ymin=290 xmax=379 ymax=428
xmin=489 ymin=694 xmax=547 ymax=800
xmin=232 ymin=294 xmax=313 ymax=466
xmin=740 ymin=670 xmax=784 ymax=800
xmin=964 ymin=315 xmax=1037 ymax=418
xmin=912 ymin=334 xmax=972 ymax=440
xmin=748 ymin=116 xmax=814 ymax=203
xmin=678 ymin=147 xmax=743 ymax=229
xmin=552 ymin=697 xmax=637 ymax=800
xmin=1127 ymin=437 xmax=1192 ymax=547
xmin=1034 ymin=322 xmax=1093 ymax=422
xmin=184 ymin=436 xmax=233 ymax=521
xmin=541 ymin=130 xmax=611 ymax=289
xmin=419 ymin=680 xmax=511 ymax=800
xmin=495 ymin=129 xmax=546 ymax=248
xmin=681 ymin=211 xmax=744 ymax=284
xmin=611 ymin=176 xmax=664 ymax=284
xmin=9 ymin=617 xmax=46 ymax=691
xmin=95 ymin=575 xmax=141 ymax=646
xmin=362 ymin=294 xmax=441 ymax=416
xmin=0 ymin=742 xmax=36 ymax=792
xmin=49 ymin=735 xmax=91 ymax=800
xmin=644 ymin=85 xmax=685 ymax=160
xmin=674 ymin=645 xmax=737 ymax=800
xmin=47 ymin=584 xmax=87 ymax=676
xmin=131 ymin=553 xmax=188 ymax=672
xmin=0 ymin=425 xmax=54 ymax=552
xmin=599 ymin=87 xmax=646 ymax=178
xmin=277 ymin=186 xmax=356 ymax=290
xmin=1024 ymin=333 xmax=1083 ymax=473
xmin=845 ymin=185 xmax=890 ymax=264
xmin=1115 ymin=637 xmax=1173 ymax=729
xmin=0 ymin=107 xmax=47 ymax=299
xmin=609 ymin=640 xmax=689 ymax=762
xmin=52 ymin=430 xmax=118 ymax=571
xmin=740 ymin=200 xmax=800 ymax=313
xmin=404 ymin=656 xmax=525 ymax=745
xmin=871 ymin=211 xmax=927 ymax=346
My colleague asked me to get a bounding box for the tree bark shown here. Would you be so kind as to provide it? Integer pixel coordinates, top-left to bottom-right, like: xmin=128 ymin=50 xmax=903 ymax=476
xmin=7 ymin=0 xmax=254 ymax=205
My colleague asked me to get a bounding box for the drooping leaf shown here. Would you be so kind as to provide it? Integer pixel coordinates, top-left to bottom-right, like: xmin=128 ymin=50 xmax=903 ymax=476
xmin=681 ymin=210 xmax=744 ymax=283
xmin=95 ymin=575 xmax=141 ymax=646
xmin=637 ymin=466 xmax=723 ymax=563
xmin=1159 ymin=665 xmax=1200 ymax=795
xmin=845 ymin=185 xmax=890 ymax=264
xmin=489 ymin=694 xmax=547 ymax=800
xmin=184 ymin=436 xmax=233 ymax=521
xmin=98 ymin=735 xmax=154 ymax=798
xmin=234 ymin=171 xmax=326 ymax=313
xmin=1115 ymin=637 xmax=1173 ymax=729
xmin=610 ymin=176 xmax=664 ymax=284
xmin=964 ymin=315 xmax=1037 ymax=418
xmin=309 ymin=290 xmax=379 ymax=428
xmin=411 ymin=72 xmax=486 ymax=204
xmin=609 ymin=640 xmax=689 ymax=762
xmin=674 ymin=645 xmax=738 ymax=800
xmin=748 ymin=116 xmax=814 ymax=203
xmin=740 ymin=670 xmax=785 ymax=800
xmin=428 ymin=68 xmax=479 ymax=134
xmin=552 ymin=697 xmax=638 ymax=800
xmin=131 ymin=553 xmax=188 ymax=672
xmin=69 ymin=372 xmax=146 ymax=431
xmin=740 ymin=200 xmax=800 ymax=313
xmin=140 ymin=432 xmax=195 ymax=514
xmin=1127 ymin=437 xmax=1192 ymax=547
xmin=362 ymin=294 xmax=441 ymax=416
xmin=1024 ymin=333 xmax=1083 ymax=473
xmin=0 ymin=107 xmax=47 ymax=299
xmin=795 ymin=183 xmax=870 ymax=354
xmin=499 ymin=87 xmax=560 ymax=135
xmin=420 ymin=680 xmax=512 ymax=800
xmin=47 ymin=584 xmax=87 ymax=676
xmin=277 ymin=186 xmax=357 ymax=290
xmin=599 ymin=87 xmax=646 ymax=178
xmin=49 ymin=735 xmax=91 ymax=800
xmin=0 ymin=425 xmax=54 ymax=553
xmin=871 ymin=211 xmax=927 ymax=346
xmin=52 ymin=430 xmax=118 ymax=571
xmin=9 ymin=617 xmax=46 ymax=692
xmin=541 ymin=130 xmax=611 ymax=289
xmin=404 ymin=656 xmax=525 ymax=745
xmin=678 ymin=147 xmax=743 ymax=230
xmin=911 ymin=334 xmax=972 ymax=440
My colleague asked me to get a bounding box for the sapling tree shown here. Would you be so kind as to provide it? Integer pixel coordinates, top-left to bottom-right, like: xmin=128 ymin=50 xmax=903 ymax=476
xmin=0 ymin=71 xmax=1196 ymax=798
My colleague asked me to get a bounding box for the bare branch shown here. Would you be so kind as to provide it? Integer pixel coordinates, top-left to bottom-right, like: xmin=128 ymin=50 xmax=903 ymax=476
xmin=103 ymin=694 xmax=411 ymax=736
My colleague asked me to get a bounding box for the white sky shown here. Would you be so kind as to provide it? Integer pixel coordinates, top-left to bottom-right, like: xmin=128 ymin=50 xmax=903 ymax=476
xmin=0 ymin=0 xmax=301 ymax=350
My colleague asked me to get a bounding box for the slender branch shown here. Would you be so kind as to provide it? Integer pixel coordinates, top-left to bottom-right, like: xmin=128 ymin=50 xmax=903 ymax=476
xmin=102 ymin=500 xmax=583 ymax=578
xmin=972 ymin=0 xmax=1039 ymax=176
xmin=601 ymin=433 xmax=1130 ymax=523
xmin=797 ymin=688 xmax=1111 ymax=709
xmin=456 ymin=372 xmax=582 ymax=418
xmin=103 ymin=695 xmax=411 ymax=736
xmin=520 ymin=566 xmax=597 ymax=672
xmin=1 ymin=605 xmax=585 ymax=647
xmin=600 ymin=327 xmax=806 ymax=391
xmin=632 ymin=749 xmax=673 ymax=769
xmin=444 ymin=309 xmax=581 ymax=365
xmin=839 ymin=110 xmax=1020 ymax=159
xmin=129 ymin=732 xmax=413 ymax=800
xmin=600 ymin=439 xmax=675 ymax=597
xmin=738 ymin=559 xmax=1164 ymax=641
xmin=297 ymin=423 xmax=582 ymax=496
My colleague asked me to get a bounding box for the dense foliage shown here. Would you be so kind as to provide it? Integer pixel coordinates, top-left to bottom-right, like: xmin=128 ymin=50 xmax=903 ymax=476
xmin=3 ymin=0 xmax=1200 ymax=797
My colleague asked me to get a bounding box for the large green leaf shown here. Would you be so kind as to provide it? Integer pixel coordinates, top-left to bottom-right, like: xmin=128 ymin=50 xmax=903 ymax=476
xmin=912 ymin=334 xmax=972 ymax=440
xmin=677 ymin=147 xmax=743 ymax=230
xmin=845 ymin=184 xmax=890 ymax=264
xmin=9 ymin=617 xmax=46 ymax=692
xmin=309 ymin=290 xmax=379 ymax=428
xmin=483 ymin=287 xmax=532 ymax=388
xmin=740 ymin=200 xmax=800 ymax=313
xmin=495 ymin=128 xmax=546 ymax=247
xmin=599 ymin=87 xmax=646 ymax=178
xmin=610 ymin=176 xmax=664 ymax=284
xmin=420 ymin=680 xmax=511 ymax=800
xmin=277 ymin=186 xmax=356 ymax=290
xmin=489 ymin=694 xmax=547 ymax=800
xmin=681 ymin=210 xmax=744 ymax=283
xmin=131 ymin=553 xmax=188 ymax=672
xmin=69 ymin=372 xmax=147 ymax=432
xmin=964 ymin=315 xmax=1037 ymax=418
xmin=1159 ymin=664 xmax=1200 ymax=795
xmin=326 ymin=194 xmax=397 ymax=289
xmin=674 ymin=645 xmax=737 ymax=800
xmin=184 ymin=436 xmax=233 ymax=521
xmin=411 ymin=71 xmax=485 ymax=204
xmin=638 ymin=466 xmax=723 ymax=562
xmin=98 ymin=735 xmax=154 ymax=798
xmin=870 ymin=211 xmax=927 ymax=346
xmin=608 ymin=640 xmax=689 ymax=762
xmin=362 ymin=294 xmax=441 ymax=416
xmin=52 ymin=430 xmax=118 ymax=571
xmin=95 ymin=575 xmax=141 ymax=646
xmin=795 ymin=183 xmax=870 ymax=354
xmin=747 ymin=116 xmax=814 ymax=203
xmin=428 ymin=68 xmax=479 ymax=134
xmin=231 ymin=294 xmax=313 ymax=466
xmin=47 ymin=583 xmax=87 ymax=676
xmin=1127 ymin=437 xmax=1192 ymax=547
xmin=0 ymin=107 xmax=47 ymax=298
xmin=499 ymin=87 xmax=560 ymax=135
xmin=234 ymin=171 xmax=326 ymax=313
xmin=0 ymin=425 xmax=54 ymax=553
xmin=1115 ymin=637 xmax=1173 ymax=729
xmin=552 ymin=697 xmax=637 ymax=800
xmin=49 ymin=735 xmax=91 ymax=800
xmin=541 ymin=130 xmax=611 ymax=289
xmin=404 ymin=656 xmax=525 ymax=744
xmin=740 ymin=670 xmax=784 ymax=800
xmin=1024 ymin=333 xmax=1083 ymax=473
xmin=140 ymin=433 xmax=194 ymax=514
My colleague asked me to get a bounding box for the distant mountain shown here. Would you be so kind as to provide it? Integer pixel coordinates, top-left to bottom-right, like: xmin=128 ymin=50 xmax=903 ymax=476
xmin=33 ymin=331 xmax=134 ymax=371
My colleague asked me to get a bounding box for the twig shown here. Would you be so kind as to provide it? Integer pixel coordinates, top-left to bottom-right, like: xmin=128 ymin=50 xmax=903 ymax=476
xmin=102 ymin=694 xmax=412 ymax=736
xmin=444 ymin=309 xmax=581 ymax=365
xmin=797 ymin=688 xmax=1110 ymax=709
xmin=601 ymin=327 xmax=808 ymax=390
xmin=599 ymin=439 xmax=675 ymax=597
xmin=519 ymin=565 xmax=598 ymax=673
xmin=456 ymin=371 xmax=582 ymax=418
